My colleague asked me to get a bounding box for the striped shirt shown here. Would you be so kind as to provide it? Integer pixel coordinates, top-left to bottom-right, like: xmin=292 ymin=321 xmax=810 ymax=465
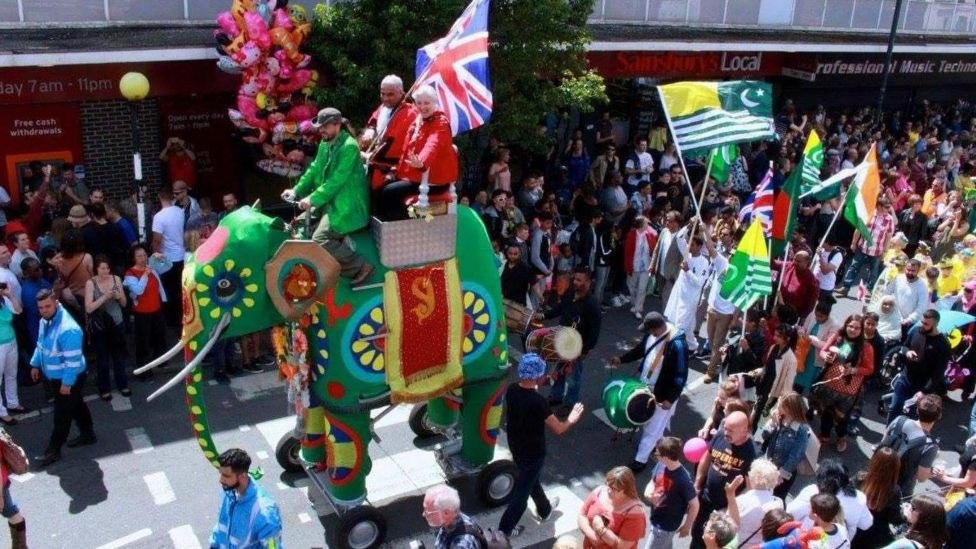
xmin=858 ymin=211 xmax=895 ymax=257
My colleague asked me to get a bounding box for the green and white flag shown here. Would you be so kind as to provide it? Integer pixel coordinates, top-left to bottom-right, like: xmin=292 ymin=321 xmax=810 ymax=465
xmin=719 ymin=220 xmax=773 ymax=310
xmin=708 ymin=144 xmax=737 ymax=184
xmin=658 ymin=80 xmax=777 ymax=156
xmin=798 ymin=130 xmax=824 ymax=195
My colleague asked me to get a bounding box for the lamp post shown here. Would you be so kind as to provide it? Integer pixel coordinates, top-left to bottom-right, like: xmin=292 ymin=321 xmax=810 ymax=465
xmin=119 ymin=71 xmax=150 ymax=243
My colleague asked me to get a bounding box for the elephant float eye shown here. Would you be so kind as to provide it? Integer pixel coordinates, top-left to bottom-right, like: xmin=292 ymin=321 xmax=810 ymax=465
xmin=195 ymin=259 xmax=260 ymax=319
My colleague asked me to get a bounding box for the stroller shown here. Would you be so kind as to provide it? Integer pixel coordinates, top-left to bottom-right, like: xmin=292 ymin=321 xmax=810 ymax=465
xmin=877 ymin=340 xmax=972 ymax=418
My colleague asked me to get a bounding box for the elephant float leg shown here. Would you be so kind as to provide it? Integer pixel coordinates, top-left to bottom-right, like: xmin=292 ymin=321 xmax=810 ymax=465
xmin=460 ymin=378 xmax=506 ymax=466
xmin=425 ymin=395 xmax=460 ymax=431
xmin=317 ymin=408 xmax=372 ymax=505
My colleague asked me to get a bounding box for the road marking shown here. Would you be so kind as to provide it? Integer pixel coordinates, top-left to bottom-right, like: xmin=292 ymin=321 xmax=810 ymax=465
xmin=93 ymin=528 xmax=152 ymax=549
xmin=298 ymin=512 xmax=312 ymax=524
xmin=10 ymin=473 xmax=33 ymax=483
xmin=231 ymin=371 xmax=280 ymax=401
xmin=208 ymin=380 xmax=218 ymax=386
xmin=125 ymin=427 xmax=153 ymax=454
xmin=144 ymin=471 xmax=176 ymax=505
xmin=255 ymin=450 xmax=269 ymax=460
xmin=239 ymin=425 xmax=251 ymax=432
xmin=111 ymin=395 xmax=133 ymax=412
xmin=168 ymin=525 xmax=202 ymax=549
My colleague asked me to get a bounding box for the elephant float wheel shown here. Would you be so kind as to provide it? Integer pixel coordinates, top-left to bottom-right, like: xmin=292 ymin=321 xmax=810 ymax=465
xmin=476 ymin=460 xmax=518 ymax=507
xmin=275 ymin=433 xmax=304 ymax=473
xmin=408 ymin=403 xmax=439 ymax=438
xmin=336 ymin=506 xmax=387 ymax=549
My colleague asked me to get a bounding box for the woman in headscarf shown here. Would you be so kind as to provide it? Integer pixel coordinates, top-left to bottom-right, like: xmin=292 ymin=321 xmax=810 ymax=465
xmin=379 ymin=84 xmax=458 ymax=220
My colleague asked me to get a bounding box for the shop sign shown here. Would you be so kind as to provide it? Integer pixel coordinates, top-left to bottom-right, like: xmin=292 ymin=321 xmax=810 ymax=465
xmin=0 ymin=102 xmax=83 ymax=202
xmin=588 ymin=51 xmax=783 ymax=79
xmin=805 ymin=54 xmax=976 ymax=85
xmin=0 ymin=60 xmax=238 ymax=105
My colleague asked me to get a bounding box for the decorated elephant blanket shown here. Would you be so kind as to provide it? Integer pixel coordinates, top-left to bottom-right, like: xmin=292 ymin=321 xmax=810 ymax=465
xmin=382 ymin=258 xmax=464 ymax=402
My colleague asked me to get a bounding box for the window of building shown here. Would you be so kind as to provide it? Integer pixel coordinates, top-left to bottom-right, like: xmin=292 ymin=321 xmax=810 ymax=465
xmin=24 ymin=0 xmax=105 ymax=22
xmin=109 ymin=0 xmax=184 ymax=21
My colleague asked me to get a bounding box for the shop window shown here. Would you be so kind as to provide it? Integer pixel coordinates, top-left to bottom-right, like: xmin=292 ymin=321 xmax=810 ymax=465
xmin=24 ymin=0 xmax=105 ymax=22
xmin=108 ymin=0 xmax=183 ymax=21
xmin=723 ymin=0 xmax=760 ymax=25
xmin=692 ymin=0 xmax=727 ymax=24
xmin=0 ymin=0 xmax=19 ymax=22
xmin=793 ymin=0 xmax=827 ymax=27
xmin=602 ymin=0 xmax=647 ymax=21
xmin=851 ymin=0 xmax=884 ymax=30
xmin=649 ymin=0 xmax=689 ymax=22
xmin=822 ymin=0 xmax=856 ymax=29
xmin=187 ymin=0 xmax=230 ymax=21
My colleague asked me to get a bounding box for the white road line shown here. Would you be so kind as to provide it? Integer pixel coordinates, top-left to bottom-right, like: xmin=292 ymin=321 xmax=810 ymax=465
xmin=93 ymin=528 xmax=152 ymax=549
xmin=298 ymin=512 xmax=312 ymax=524
xmin=255 ymin=450 xmax=269 ymax=460
xmin=111 ymin=395 xmax=133 ymax=412
xmin=125 ymin=427 xmax=154 ymax=454
xmin=168 ymin=525 xmax=202 ymax=549
xmin=144 ymin=471 xmax=176 ymax=505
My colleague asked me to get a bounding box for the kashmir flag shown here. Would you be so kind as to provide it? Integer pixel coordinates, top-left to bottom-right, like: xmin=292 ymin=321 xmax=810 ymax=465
xmin=843 ymin=143 xmax=882 ymax=246
xmin=771 ymin=131 xmax=823 ymax=256
xmin=657 ymin=80 xmax=777 ymax=156
xmin=719 ymin=220 xmax=774 ymax=310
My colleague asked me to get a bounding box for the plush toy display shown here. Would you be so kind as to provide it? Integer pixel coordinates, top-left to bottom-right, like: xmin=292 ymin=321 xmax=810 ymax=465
xmin=215 ymin=0 xmax=319 ymax=177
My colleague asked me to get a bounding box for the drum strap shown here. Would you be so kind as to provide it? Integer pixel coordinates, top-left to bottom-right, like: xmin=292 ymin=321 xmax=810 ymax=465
xmin=639 ymin=328 xmax=674 ymax=383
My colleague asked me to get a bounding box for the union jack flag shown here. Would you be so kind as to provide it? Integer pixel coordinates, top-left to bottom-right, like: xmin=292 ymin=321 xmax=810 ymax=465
xmin=415 ymin=0 xmax=492 ymax=136
xmin=739 ymin=168 xmax=775 ymax=237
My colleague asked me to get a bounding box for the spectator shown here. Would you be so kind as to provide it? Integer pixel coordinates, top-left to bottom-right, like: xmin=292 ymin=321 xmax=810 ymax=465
xmin=56 ymin=229 xmax=93 ymax=321
xmin=55 ymin=163 xmax=89 ymax=207
xmin=723 ymin=458 xmax=784 ymax=547
xmin=623 ymin=215 xmax=656 ymax=320
xmin=624 ymin=138 xmax=653 ymax=195
xmin=123 ymin=244 xmax=171 ymax=379
xmin=598 ymin=172 xmax=628 ymax=225
xmin=883 ymin=494 xmax=947 ymax=549
xmin=422 ymin=484 xmax=486 ymax=549
xmin=811 ymin=314 xmax=874 ymax=453
xmin=152 ymin=188 xmax=185 ymax=328
xmin=89 ymin=202 xmax=128 ymax=273
xmin=85 ymin=255 xmax=129 ymax=401
xmin=0 ymin=284 xmax=22 ymax=426
xmin=812 ymin=239 xmax=844 ymax=304
xmin=0 ymin=248 xmax=20 ymax=305
xmin=481 ymin=190 xmax=510 ymax=243
xmin=751 ymin=324 xmax=798 ymax=428
xmin=946 ymin=488 xmax=976 ymax=549
xmin=88 ymin=187 xmax=105 ymax=204
xmin=808 ymin=493 xmax=848 ymax=549
xmin=18 ymin=258 xmax=50 ymax=354
xmin=0 ymin=427 xmax=27 ymax=547
xmin=8 ymin=233 xmax=36 ymax=280
xmin=578 ymin=466 xmax=646 ymax=549
xmin=528 ymin=212 xmax=554 ymax=309
xmin=787 ymin=459 xmax=873 ymax=540
xmin=589 ymin=144 xmax=619 ymax=188
xmin=701 ymin=511 xmax=737 ymax=549
xmin=564 ymin=139 xmax=590 ymax=191
xmin=498 ymin=353 xmax=582 ymax=538
xmin=220 ymin=192 xmax=240 ymax=218
xmin=104 ymin=200 xmax=137 ymax=247
xmin=758 ymin=392 xmax=812 ymax=499
xmin=500 ymin=243 xmax=532 ymax=306
xmin=886 ymin=309 xmax=950 ymax=425
xmin=644 ymin=436 xmax=699 ymax=548
xmin=487 ymin=147 xmax=511 ymax=193
xmin=690 ymin=411 xmax=757 ymax=549
xmin=852 ymin=447 xmax=903 ymax=549
xmin=879 ymin=394 xmax=941 ymax=496
xmin=776 ymin=250 xmax=819 ymax=321
xmin=160 ymin=137 xmax=197 ymax=189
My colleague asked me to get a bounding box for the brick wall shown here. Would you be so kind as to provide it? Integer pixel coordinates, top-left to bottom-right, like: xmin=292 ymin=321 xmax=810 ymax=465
xmin=80 ymin=99 xmax=162 ymax=200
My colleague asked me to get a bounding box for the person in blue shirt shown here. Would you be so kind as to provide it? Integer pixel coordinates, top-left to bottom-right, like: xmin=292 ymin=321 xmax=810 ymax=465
xmin=946 ymin=493 xmax=976 ymax=549
xmin=29 ymin=289 xmax=94 ymax=467
xmin=105 ymin=201 xmax=137 ymax=247
xmin=211 ymin=448 xmax=282 ymax=549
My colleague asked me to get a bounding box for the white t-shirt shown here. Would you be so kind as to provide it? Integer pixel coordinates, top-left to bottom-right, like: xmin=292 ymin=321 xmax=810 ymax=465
xmin=707 ymin=254 xmax=736 ymax=315
xmin=814 ymin=248 xmax=843 ymax=291
xmin=735 ymin=489 xmax=784 ymax=546
xmin=625 ymin=152 xmax=654 ymax=188
xmin=809 ymin=522 xmax=849 ymax=549
xmin=787 ymin=485 xmax=874 ymax=540
xmin=152 ymin=205 xmax=186 ymax=262
xmin=0 ymin=267 xmax=21 ymax=302
xmin=10 ymin=249 xmax=37 ymax=279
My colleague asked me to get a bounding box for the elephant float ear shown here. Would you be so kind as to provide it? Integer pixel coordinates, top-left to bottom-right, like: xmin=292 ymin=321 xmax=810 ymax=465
xmin=265 ymin=240 xmax=341 ymax=321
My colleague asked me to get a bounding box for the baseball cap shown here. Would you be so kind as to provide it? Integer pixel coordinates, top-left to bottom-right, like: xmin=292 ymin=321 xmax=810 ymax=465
xmin=312 ymin=107 xmax=343 ymax=128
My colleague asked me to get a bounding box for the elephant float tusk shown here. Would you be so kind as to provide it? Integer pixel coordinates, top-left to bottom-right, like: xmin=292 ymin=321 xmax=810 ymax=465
xmin=147 ymin=313 xmax=232 ymax=402
xmin=133 ymin=340 xmax=187 ymax=375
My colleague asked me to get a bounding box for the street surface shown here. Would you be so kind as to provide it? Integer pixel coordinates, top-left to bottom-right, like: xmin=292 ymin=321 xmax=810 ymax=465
xmin=8 ymin=294 xmax=972 ymax=548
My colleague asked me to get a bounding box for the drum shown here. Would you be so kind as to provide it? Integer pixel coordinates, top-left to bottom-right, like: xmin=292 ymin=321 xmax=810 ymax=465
xmin=503 ymin=299 xmax=533 ymax=335
xmin=602 ymin=378 xmax=656 ymax=430
xmin=525 ymin=327 xmax=583 ymax=362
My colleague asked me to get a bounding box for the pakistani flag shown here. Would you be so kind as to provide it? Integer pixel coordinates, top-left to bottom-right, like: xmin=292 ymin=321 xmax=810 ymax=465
xmin=719 ymin=220 xmax=773 ymax=310
xmin=658 ymin=80 xmax=777 ymax=156
xmin=798 ymin=130 xmax=824 ymax=195
xmin=771 ymin=131 xmax=823 ymax=256
xmin=708 ymin=144 xmax=737 ymax=184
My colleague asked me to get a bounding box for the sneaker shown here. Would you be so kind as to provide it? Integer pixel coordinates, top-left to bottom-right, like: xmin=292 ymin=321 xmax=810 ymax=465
xmin=533 ymin=496 xmax=560 ymax=522
xmin=242 ymin=362 xmax=263 ymax=374
xmin=508 ymin=525 xmax=525 ymax=538
xmin=256 ymin=354 xmax=277 ymax=367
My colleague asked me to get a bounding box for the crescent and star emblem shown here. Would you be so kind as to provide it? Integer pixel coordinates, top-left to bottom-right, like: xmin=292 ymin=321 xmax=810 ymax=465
xmin=739 ymin=88 xmax=762 ymax=108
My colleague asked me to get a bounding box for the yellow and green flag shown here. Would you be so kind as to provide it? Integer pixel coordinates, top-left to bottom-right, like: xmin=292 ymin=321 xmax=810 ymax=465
xmin=658 ymin=80 xmax=777 ymax=156
xmin=719 ymin=220 xmax=773 ymax=310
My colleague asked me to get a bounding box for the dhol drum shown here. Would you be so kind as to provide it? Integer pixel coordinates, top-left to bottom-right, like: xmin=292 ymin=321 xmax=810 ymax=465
xmin=525 ymin=326 xmax=583 ymax=362
xmin=503 ymin=299 xmax=533 ymax=335
xmin=602 ymin=378 xmax=656 ymax=430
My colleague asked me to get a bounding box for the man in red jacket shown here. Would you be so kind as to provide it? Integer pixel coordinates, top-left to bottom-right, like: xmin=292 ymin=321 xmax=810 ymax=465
xmin=775 ymin=250 xmax=819 ymax=320
xmin=360 ymin=74 xmax=420 ymax=198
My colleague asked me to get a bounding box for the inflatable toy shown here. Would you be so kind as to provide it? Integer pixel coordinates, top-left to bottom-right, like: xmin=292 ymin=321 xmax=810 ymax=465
xmin=683 ymin=437 xmax=708 ymax=463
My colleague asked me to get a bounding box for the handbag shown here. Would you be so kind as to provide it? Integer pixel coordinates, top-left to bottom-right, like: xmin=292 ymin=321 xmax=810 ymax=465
xmin=0 ymin=428 xmax=28 ymax=475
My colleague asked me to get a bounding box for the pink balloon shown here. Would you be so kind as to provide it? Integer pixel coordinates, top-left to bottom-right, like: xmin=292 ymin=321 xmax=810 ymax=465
xmin=683 ymin=437 xmax=708 ymax=463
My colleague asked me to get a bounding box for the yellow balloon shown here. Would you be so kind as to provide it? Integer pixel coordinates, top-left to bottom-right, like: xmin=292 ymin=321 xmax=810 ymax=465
xmin=119 ymin=72 xmax=150 ymax=100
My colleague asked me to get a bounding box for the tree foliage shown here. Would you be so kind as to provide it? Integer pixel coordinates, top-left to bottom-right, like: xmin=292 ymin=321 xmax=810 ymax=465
xmin=308 ymin=0 xmax=606 ymax=151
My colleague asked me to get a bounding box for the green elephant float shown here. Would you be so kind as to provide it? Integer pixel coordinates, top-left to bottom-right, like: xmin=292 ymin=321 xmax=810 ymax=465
xmin=140 ymin=204 xmax=515 ymax=548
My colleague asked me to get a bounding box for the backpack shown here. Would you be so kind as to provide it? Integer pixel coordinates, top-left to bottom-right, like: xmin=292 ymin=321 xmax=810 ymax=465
xmin=877 ymin=416 xmax=934 ymax=458
xmin=0 ymin=428 xmax=28 ymax=475
xmin=448 ymin=521 xmax=511 ymax=549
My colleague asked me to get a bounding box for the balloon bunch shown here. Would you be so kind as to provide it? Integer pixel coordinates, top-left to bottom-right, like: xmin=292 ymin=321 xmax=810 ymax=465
xmin=215 ymin=0 xmax=320 ymax=177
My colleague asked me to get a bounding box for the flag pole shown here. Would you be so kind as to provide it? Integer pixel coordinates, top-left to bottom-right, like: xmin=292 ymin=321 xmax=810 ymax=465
xmin=775 ymin=240 xmax=791 ymax=302
xmin=690 ymin=153 xmax=715 ymax=241
xmin=815 ymin=185 xmax=854 ymax=253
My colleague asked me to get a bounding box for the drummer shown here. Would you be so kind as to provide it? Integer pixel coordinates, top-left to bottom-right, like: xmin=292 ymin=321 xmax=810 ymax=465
xmin=608 ymin=312 xmax=689 ymax=473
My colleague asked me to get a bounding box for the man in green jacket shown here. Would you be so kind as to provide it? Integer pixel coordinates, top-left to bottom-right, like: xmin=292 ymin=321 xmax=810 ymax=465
xmin=282 ymin=107 xmax=374 ymax=285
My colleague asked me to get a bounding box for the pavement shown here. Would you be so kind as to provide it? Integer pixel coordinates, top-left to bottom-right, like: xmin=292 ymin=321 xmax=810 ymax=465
xmin=6 ymin=293 xmax=973 ymax=548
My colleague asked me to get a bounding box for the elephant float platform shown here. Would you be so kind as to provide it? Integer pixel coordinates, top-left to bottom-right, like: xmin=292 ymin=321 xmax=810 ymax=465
xmin=139 ymin=202 xmax=516 ymax=549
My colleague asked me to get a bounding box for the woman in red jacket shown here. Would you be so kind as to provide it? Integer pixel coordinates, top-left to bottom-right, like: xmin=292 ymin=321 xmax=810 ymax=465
xmin=622 ymin=216 xmax=657 ymax=319
xmin=379 ymin=84 xmax=458 ymax=220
